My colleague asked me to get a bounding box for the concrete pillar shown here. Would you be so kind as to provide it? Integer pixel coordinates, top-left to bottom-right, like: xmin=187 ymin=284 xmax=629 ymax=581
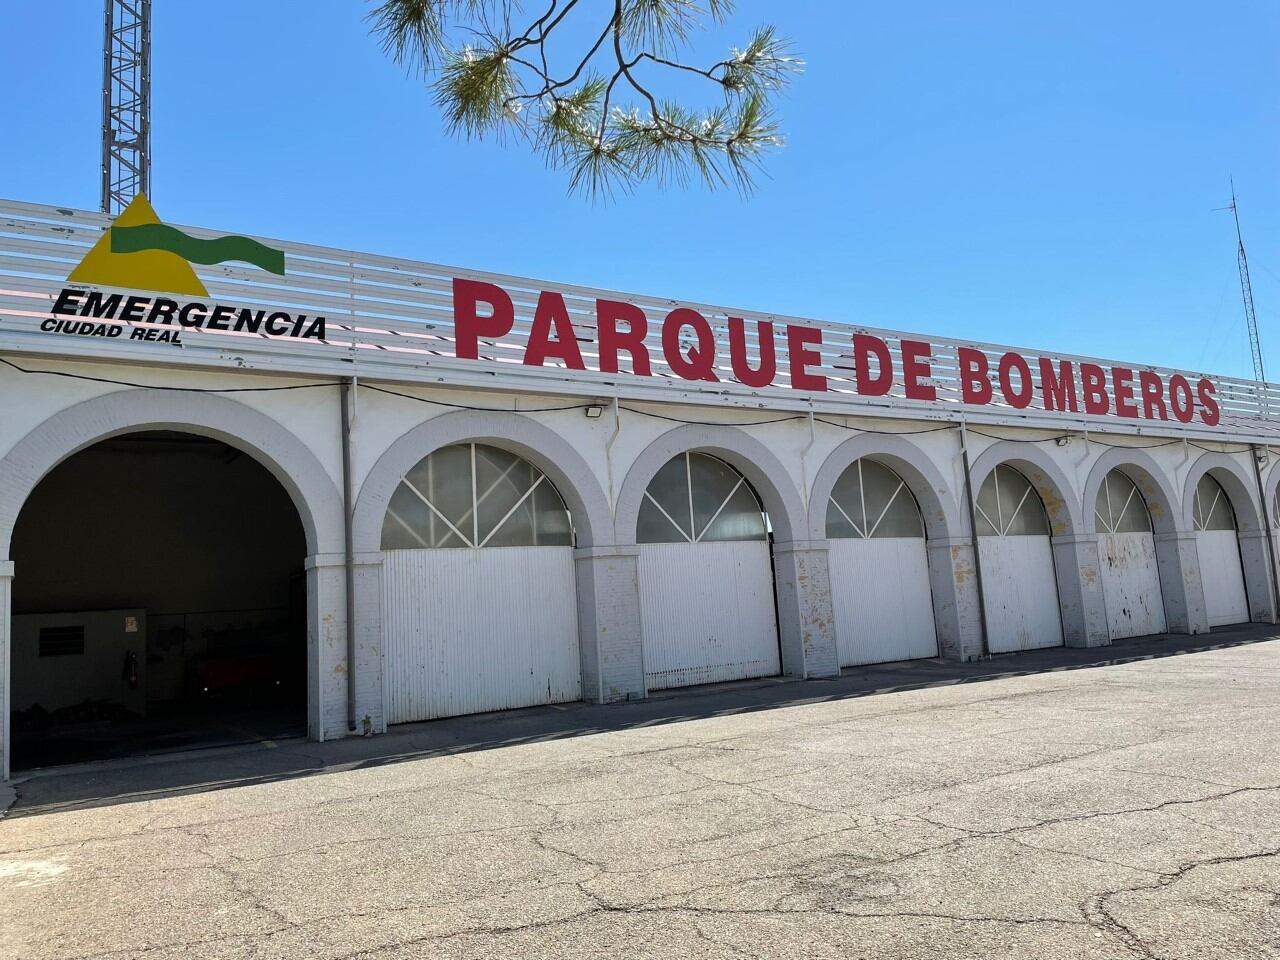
xmin=1 ymin=561 xmax=11 ymax=781
xmin=1238 ymin=530 xmax=1278 ymax=624
xmin=574 ymin=546 xmax=645 ymax=703
xmin=772 ymin=540 xmax=838 ymax=679
xmin=304 ymin=553 xmax=350 ymax=741
xmin=926 ymin=538 xmax=983 ymax=661
xmin=351 ymin=552 xmax=386 ymax=734
xmin=1154 ymin=531 xmax=1210 ymax=635
xmin=1051 ymin=534 xmax=1111 ymax=647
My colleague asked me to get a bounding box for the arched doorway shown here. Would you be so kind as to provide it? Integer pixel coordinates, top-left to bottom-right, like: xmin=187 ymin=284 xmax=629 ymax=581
xmin=975 ymin=464 xmax=1063 ymax=653
xmin=1095 ymin=469 xmax=1167 ymax=639
xmin=826 ymin=458 xmax=937 ymax=666
xmin=637 ymin=451 xmax=779 ymax=690
xmin=379 ymin=442 xmax=580 ymax=723
xmin=9 ymin=431 xmax=307 ymax=769
xmin=1193 ymin=474 xmax=1249 ymax=627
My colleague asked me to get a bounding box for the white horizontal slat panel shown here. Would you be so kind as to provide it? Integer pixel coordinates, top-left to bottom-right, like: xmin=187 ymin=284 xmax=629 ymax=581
xmin=829 ymin=537 xmax=939 ymax=666
xmin=382 ymin=546 xmax=580 ymax=723
xmin=978 ymin=536 xmax=1064 ymax=654
xmin=638 ymin=540 xmax=780 ymax=690
xmin=1099 ymin=532 xmax=1167 ymax=639
xmin=4 ymin=197 xmax=1280 ymax=440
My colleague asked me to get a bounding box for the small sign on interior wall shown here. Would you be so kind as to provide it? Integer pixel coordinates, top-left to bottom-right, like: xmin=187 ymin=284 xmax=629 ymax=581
xmin=124 ymin=616 xmax=138 ymax=634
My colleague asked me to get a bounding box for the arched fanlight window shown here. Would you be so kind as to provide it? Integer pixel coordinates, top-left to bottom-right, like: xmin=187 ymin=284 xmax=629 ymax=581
xmin=826 ymin=458 xmax=924 ymax=539
xmin=380 ymin=443 xmax=573 ymax=549
xmin=637 ymin=452 xmax=767 ymax=544
xmin=1095 ymin=470 xmax=1152 ymax=534
xmin=975 ymin=464 xmax=1049 ymax=537
xmin=1193 ymin=474 xmax=1235 ymax=532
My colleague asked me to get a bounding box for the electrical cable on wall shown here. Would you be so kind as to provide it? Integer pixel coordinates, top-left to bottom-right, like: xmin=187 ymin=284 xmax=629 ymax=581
xmin=0 ymin=354 xmax=1269 ymax=452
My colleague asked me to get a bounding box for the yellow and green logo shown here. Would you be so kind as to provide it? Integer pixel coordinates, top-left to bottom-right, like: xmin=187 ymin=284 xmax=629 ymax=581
xmin=67 ymin=194 xmax=285 ymax=298
xmin=49 ymin=196 xmax=324 ymax=344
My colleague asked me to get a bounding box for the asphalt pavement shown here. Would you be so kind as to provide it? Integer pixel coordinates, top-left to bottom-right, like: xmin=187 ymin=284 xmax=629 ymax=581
xmin=2 ymin=627 xmax=1278 ymax=959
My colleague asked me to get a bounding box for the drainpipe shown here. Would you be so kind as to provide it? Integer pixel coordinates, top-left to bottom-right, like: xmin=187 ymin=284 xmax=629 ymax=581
xmin=1250 ymin=444 xmax=1280 ymax=623
xmin=959 ymin=420 xmax=992 ymax=659
xmin=341 ymin=377 xmax=358 ymax=733
xmin=800 ymin=403 xmax=817 ymax=508
xmin=605 ymin=395 xmax=621 ymax=509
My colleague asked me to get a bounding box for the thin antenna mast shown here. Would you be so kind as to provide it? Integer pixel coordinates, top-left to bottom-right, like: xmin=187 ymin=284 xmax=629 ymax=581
xmin=1226 ymin=179 xmax=1265 ymax=382
xmin=101 ymin=0 xmax=152 ymax=215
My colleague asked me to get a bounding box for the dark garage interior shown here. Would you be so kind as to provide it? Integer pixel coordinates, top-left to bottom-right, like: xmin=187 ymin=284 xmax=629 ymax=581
xmin=8 ymin=431 xmax=307 ymax=769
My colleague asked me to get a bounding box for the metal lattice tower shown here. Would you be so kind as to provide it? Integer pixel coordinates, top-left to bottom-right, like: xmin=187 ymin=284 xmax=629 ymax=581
xmin=1228 ymin=181 xmax=1265 ymax=383
xmin=100 ymin=0 xmax=151 ymax=215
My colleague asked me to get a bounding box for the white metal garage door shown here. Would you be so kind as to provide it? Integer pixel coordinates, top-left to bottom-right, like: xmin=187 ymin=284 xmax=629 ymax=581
xmin=826 ymin=458 xmax=938 ymax=666
xmin=380 ymin=443 xmax=580 ymax=724
xmin=637 ymin=452 xmax=780 ymax=690
xmin=1095 ymin=469 xmax=1167 ymax=639
xmin=1193 ymin=474 xmax=1249 ymax=628
xmin=975 ymin=464 xmax=1063 ymax=654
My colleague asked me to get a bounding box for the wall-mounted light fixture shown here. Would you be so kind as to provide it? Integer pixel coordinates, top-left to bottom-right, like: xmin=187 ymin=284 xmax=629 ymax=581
xmin=585 ymin=405 xmax=604 ymax=419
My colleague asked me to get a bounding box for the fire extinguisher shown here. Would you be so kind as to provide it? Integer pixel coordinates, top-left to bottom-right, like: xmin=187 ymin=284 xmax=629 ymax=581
xmin=122 ymin=650 xmax=139 ymax=690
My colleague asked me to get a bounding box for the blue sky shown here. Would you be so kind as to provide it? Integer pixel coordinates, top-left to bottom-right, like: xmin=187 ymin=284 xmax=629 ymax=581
xmin=3 ymin=1 xmax=1277 ymax=379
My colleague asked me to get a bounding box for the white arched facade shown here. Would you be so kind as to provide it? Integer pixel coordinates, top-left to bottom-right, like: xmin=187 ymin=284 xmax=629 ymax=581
xmin=2 ymin=361 xmax=1276 ymax=779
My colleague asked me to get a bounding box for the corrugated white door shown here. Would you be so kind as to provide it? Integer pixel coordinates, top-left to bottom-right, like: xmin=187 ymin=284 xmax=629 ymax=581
xmin=1099 ymin=532 xmax=1166 ymax=639
xmin=978 ymin=536 xmax=1063 ymax=653
xmin=1193 ymin=474 xmax=1249 ymax=628
xmin=975 ymin=464 xmax=1063 ymax=654
xmin=1197 ymin=531 xmax=1248 ymax=627
xmin=638 ymin=540 xmax=779 ymax=690
xmin=1095 ymin=469 xmax=1166 ymax=640
xmin=382 ymin=546 xmax=580 ymax=723
xmin=378 ymin=443 xmax=581 ymax=725
xmin=830 ymin=538 xmax=937 ymax=665
xmin=825 ymin=458 xmax=938 ymax=666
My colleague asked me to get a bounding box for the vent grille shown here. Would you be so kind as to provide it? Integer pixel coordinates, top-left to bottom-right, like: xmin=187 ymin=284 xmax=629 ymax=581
xmin=39 ymin=625 xmax=85 ymax=657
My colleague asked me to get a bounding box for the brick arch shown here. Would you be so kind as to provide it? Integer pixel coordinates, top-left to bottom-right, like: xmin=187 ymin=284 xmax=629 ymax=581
xmin=351 ymin=409 xmax=613 ymax=553
xmin=1180 ymin=451 xmax=1263 ymax=533
xmin=807 ymin=433 xmax=964 ymax=542
xmin=613 ymin=423 xmax=807 ymax=546
xmin=966 ymin=440 xmax=1084 ymax=537
xmin=0 ymin=388 xmax=343 ymax=557
xmin=1081 ymin=446 xmax=1181 ymax=535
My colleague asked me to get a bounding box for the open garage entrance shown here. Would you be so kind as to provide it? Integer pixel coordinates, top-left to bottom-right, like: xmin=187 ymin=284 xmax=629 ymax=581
xmin=8 ymin=431 xmax=307 ymax=769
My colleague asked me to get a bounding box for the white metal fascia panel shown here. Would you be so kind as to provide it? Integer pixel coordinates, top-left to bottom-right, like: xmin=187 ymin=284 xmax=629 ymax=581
xmin=4 ymin=197 xmax=1280 ymax=441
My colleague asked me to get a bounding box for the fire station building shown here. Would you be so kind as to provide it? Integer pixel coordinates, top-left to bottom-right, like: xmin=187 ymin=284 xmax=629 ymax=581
xmin=2 ymin=197 xmax=1279 ymax=778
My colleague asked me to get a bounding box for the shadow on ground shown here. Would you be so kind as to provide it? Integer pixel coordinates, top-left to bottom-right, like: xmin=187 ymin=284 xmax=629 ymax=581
xmin=7 ymin=623 xmax=1276 ymax=817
